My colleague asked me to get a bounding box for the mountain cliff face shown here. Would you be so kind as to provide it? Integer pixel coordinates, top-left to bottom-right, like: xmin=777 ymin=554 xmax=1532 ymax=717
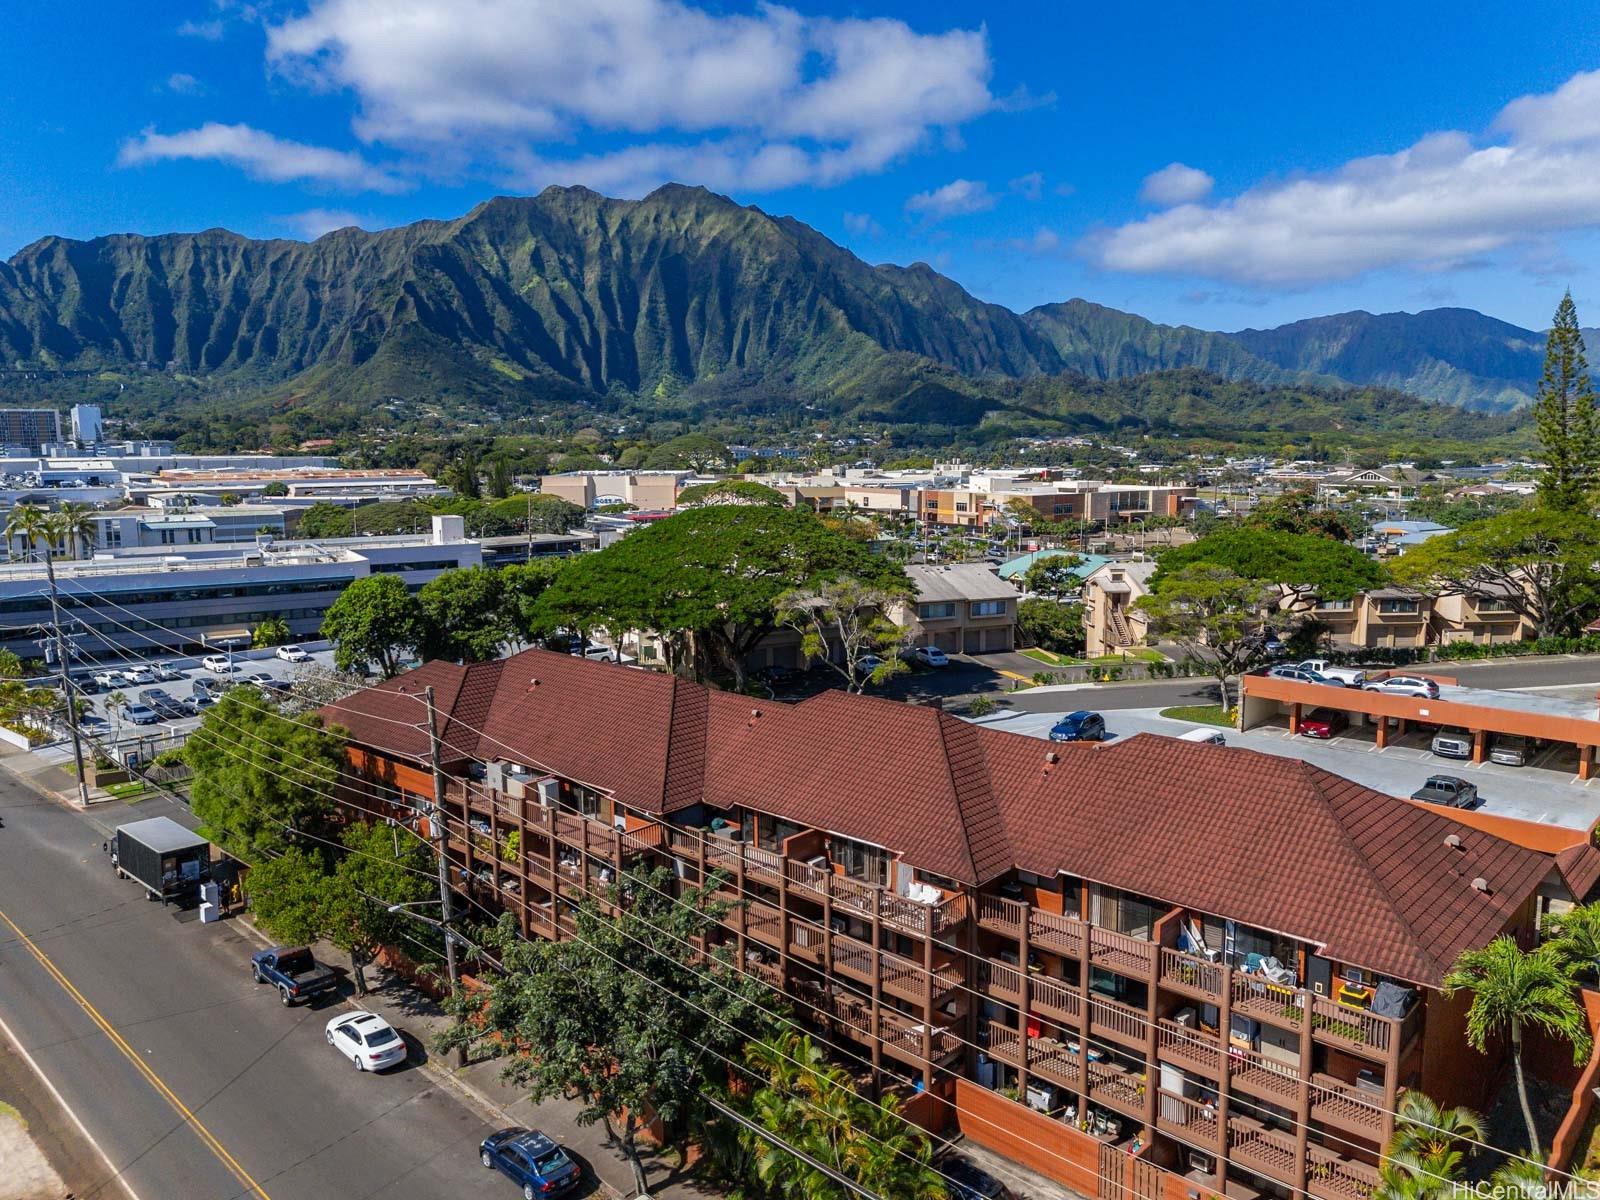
xmin=0 ymin=184 xmax=1574 ymax=418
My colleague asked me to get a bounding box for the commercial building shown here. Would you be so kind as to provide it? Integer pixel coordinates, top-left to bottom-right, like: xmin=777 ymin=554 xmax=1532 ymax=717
xmin=897 ymin=563 xmax=1018 ymax=654
xmin=330 ymin=650 xmax=1599 ymax=1200
xmin=90 ymin=505 xmax=288 ymax=550
xmin=922 ymin=481 xmax=1195 ymax=531
xmin=538 ymin=470 xmax=694 ymax=511
xmin=0 ymin=408 xmax=63 ymax=453
xmin=0 ymin=516 xmax=480 ymax=660
xmin=128 ymin=466 xmax=442 ymax=505
xmin=70 ymin=404 xmax=103 ymax=445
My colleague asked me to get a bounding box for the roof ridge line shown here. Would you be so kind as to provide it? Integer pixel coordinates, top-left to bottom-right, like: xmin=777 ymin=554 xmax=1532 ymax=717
xmin=935 ymin=710 xmax=1003 ymax=884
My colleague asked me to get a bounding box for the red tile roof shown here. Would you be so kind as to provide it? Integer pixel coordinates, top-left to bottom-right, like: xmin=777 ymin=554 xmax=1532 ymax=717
xmin=327 ymin=648 xmax=1571 ymax=987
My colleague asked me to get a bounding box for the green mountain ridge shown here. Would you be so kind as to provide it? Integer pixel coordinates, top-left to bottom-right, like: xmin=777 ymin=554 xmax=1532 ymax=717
xmin=0 ymin=183 xmax=1571 ymax=440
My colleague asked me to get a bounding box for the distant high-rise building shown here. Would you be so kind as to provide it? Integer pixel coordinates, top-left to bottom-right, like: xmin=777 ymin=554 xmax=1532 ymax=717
xmin=0 ymin=409 xmax=62 ymax=453
xmin=71 ymin=404 xmax=103 ymax=446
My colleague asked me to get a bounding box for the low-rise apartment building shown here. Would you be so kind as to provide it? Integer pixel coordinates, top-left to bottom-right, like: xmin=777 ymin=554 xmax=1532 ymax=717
xmin=1081 ymin=560 xmax=1157 ymax=657
xmin=922 ymin=481 xmax=1195 ymax=531
xmin=1308 ymin=588 xmax=1533 ymax=650
xmin=898 ymin=563 xmax=1017 ymax=654
xmin=330 ymin=650 xmax=1598 ymax=1200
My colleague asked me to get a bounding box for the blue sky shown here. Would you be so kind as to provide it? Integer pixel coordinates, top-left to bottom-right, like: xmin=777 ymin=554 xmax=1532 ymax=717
xmin=6 ymin=0 xmax=1600 ymax=332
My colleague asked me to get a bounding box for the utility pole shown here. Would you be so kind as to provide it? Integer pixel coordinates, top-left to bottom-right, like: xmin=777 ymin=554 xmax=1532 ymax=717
xmin=41 ymin=544 xmax=88 ymax=805
xmin=423 ymin=685 xmax=465 ymax=1067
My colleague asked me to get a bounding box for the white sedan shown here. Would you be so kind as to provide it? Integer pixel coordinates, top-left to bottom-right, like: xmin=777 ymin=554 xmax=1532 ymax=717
xmin=913 ymin=646 xmax=950 ymax=668
xmin=274 ymin=644 xmax=310 ymax=663
xmin=325 ymin=1011 xmax=408 ymax=1071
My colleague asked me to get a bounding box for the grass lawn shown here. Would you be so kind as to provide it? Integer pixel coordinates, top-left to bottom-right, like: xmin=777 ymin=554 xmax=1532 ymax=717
xmin=1159 ymin=704 xmax=1234 ymax=727
xmin=103 ymin=780 xmax=151 ymax=801
xmin=1090 ymin=649 xmax=1166 ymax=664
xmin=1020 ymin=648 xmax=1078 ymax=666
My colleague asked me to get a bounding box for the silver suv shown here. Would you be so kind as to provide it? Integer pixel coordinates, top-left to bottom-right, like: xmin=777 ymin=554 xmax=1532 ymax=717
xmin=1363 ymin=674 xmax=1441 ymax=699
xmin=1490 ymin=735 xmax=1531 ymax=767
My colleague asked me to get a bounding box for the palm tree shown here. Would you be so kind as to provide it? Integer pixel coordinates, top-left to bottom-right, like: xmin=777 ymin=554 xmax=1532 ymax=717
xmin=1543 ymin=903 xmax=1600 ymax=981
xmin=1443 ymin=936 xmax=1592 ymax=1156
xmin=52 ymin=502 xmax=96 ymax=561
xmin=4 ymin=502 xmax=50 ymax=563
xmin=1387 ymin=1090 xmax=1486 ymax=1164
xmin=1489 ymin=1158 xmax=1551 ymax=1200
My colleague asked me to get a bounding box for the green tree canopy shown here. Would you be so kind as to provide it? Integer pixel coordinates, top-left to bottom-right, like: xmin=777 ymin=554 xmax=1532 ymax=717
xmin=1135 ymin=565 xmax=1285 ymax=710
xmin=1153 ymin=526 xmax=1387 ymax=611
xmin=498 ymin=558 xmax=568 ymax=642
xmin=296 ymin=502 xmax=354 ymax=538
xmin=1018 ymin=597 xmax=1085 ymax=655
xmin=1389 ymin=508 xmax=1600 ymax=637
xmin=321 ymin=574 xmax=424 ymax=677
xmin=484 ymin=494 xmax=586 ymax=534
xmin=776 ymin=577 xmax=913 ymax=693
xmin=252 ymin=616 xmax=292 ymax=648
xmin=642 ymin=432 xmax=729 ymax=472
xmin=1245 ymin=487 xmax=1368 ymax=542
xmin=674 ymin=479 xmax=788 ymax=508
xmin=437 ymin=865 xmax=779 ymax=1195
xmin=417 ymin=565 xmax=514 ymax=662
xmin=535 ymin=506 xmax=904 ymax=688
xmin=1533 ymin=291 xmax=1598 ymax=512
xmin=1022 ymin=554 xmax=1085 ymax=599
xmin=184 ymin=686 xmax=347 ymax=858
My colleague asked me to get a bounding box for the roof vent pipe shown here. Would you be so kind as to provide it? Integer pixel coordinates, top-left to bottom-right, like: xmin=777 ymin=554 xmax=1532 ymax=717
xmin=1444 ymin=834 xmax=1462 ymax=851
xmin=1472 ymin=877 xmax=1490 ymax=893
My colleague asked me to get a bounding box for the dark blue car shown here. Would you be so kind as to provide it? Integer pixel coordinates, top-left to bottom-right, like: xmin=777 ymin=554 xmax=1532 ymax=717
xmin=480 ymin=1128 xmax=582 ymax=1198
xmin=1048 ymin=710 xmax=1106 ymax=742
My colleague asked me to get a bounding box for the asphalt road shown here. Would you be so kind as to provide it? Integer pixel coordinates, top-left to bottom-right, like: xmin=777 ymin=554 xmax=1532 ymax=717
xmin=1003 ymin=654 xmax=1600 ymax=714
xmin=0 ymin=775 xmax=501 ymax=1200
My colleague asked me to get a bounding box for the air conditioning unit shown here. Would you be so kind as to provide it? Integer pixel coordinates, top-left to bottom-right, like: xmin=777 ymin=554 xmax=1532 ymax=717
xmin=536 ymin=777 xmax=559 ymax=808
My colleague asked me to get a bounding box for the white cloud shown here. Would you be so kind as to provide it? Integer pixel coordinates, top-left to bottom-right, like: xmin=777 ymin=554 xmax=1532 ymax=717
xmin=1008 ymin=170 xmax=1044 ymax=200
xmin=1094 ymin=68 xmax=1600 ymax=286
xmin=842 ymin=211 xmax=884 ymax=238
xmin=905 ymin=178 xmax=995 ymax=223
xmin=166 ymin=72 xmax=203 ymax=94
xmin=177 ymin=18 xmax=224 ymax=39
xmin=118 ymin=123 xmax=407 ymax=193
xmin=277 ymin=208 xmax=371 ymax=239
xmin=1138 ymin=162 xmax=1214 ymax=207
xmin=261 ymin=0 xmax=996 ymax=192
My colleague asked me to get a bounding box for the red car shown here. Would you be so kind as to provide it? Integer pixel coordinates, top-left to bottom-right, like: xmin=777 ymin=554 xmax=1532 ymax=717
xmin=1298 ymin=708 xmax=1349 ymax=739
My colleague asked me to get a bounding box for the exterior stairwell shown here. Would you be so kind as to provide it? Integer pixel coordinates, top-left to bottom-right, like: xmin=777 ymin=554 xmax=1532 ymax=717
xmin=1107 ymin=603 xmax=1133 ymax=647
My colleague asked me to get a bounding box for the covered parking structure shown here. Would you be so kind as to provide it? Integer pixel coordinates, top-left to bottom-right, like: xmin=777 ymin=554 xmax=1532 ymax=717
xmin=1240 ymin=672 xmax=1600 ymax=780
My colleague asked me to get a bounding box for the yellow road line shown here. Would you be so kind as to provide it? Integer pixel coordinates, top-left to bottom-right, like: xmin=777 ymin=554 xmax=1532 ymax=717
xmin=996 ymin=668 xmax=1035 ymax=682
xmin=0 ymin=905 xmax=271 ymax=1200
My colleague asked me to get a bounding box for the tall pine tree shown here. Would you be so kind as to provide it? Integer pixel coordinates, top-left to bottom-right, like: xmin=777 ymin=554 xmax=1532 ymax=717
xmin=1534 ymin=291 xmax=1599 ymax=511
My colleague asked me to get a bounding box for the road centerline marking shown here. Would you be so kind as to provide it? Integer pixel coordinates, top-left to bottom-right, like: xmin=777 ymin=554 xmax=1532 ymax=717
xmin=0 ymin=904 xmax=271 ymax=1200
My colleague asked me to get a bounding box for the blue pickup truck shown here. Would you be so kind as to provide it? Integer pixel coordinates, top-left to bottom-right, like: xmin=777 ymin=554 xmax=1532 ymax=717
xmin=251 ymin=946 xmax=340 ymax=1006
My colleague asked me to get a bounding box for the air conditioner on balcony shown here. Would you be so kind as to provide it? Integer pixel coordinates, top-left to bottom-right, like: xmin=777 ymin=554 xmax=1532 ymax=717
xmin=536 ymin=777 xmax=559 ymax=808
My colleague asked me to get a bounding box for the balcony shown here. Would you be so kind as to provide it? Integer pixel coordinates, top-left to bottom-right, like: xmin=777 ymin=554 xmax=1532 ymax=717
xmin=783 ymin=859 xmax=968 ymax=939
xmin=1230 ymin=1048 xmax=1303 ymax=1107
xmin=1159 ymin=947 xmax=1224 ymax=1002
xmin=1157 ymin=1019 xmax=1222 ymax=1078
xmin=807 ymin=986 xmax=963 ymax=1069
xmin=828 ymin=938 xmax=963 ymax=1004
xmin=1088 ymin=995 xmax=1147 ymax=1050
xmin=1309 ymin=1075 xmax=1386 ymax=1142
xmin=975 ymin=894 xmax=1086 ymax=960
xmin=1156 ymin=1090 xmax=1223 ymax=1152
xmin=982 ymin=962 xmax=1082 ymax=1025
xmin=1230 ymin=974 xmax=1306 ymax=1030
xmin=1089 ymin=927 xmax=1157 ymax=977
xmin=984 ymin=1021 xmax=1083 ymax=1091
xmin=1227 ymin=1117 xmax=1299 ymax=1185
xmin=1306 ymin=1149 xmax=1379 ymax=1200
xmin=1310 ymin=993 xmax=1403 ymax=1059
xmin=1086 ymin=1058 xmax=1145 ymax=1119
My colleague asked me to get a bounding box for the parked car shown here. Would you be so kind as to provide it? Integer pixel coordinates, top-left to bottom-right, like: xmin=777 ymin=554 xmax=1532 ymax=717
xmin=140 ymin=689 xmax=188 ymax=720
xmin=1430 ymin=728 xmax=1473 ymax=760
xmin=120 ymin=668 xmax=155 ymax=686
xmin=941 ymin=1154 xmax=1014 ymax=1200
xmin=1049 ymin=710 xmax=1106 ymax=742
xmin=201 ymin=655 xmax=237 ymax=674
xmin=250 ymin=946 xmax=339 ymax=1006
xmin=241 ymin=672 xmax=276 ymax=686
xmin=151 ymin=664 xmax=185 ymax=682
xmin=1410 ymin=775 xmax=1479 ymax=808
xmin=856 ymin=655 xmax=886 ymax=677
xmin=1298 ymin=708 xmax=1349 ymax=739
xmin=191 ymin=678 xmax=219 ymax=702
xmin=274 ymin=644 xmax=311 ymax=663
xmin=121 ymin=702 xmax=160 ymax=726
xmin=479 ymin=1128 xmax=583 ymax=1198
xmin=325 ymin=1011 xmax=407 ymax=1071
xmin=1266 ymin=664 xmax=1339 ymax=686
xmin=1260 ymin=633 xmax=1287 ymax=657
xmin=92 ymin=670 xmax=122 ymax=689
xmin=1490 ymin=735 xmax=1533 ymax=767
xmin=1294 ymin=659 xmax=1368 ymax=687
xmin=1177 ymin=727 xmax=1227 ymax=746
xmin=1364 ymin=674 xmax=1441 ymax=699
xmin=913 ymin=645 xmax=950 ymax=667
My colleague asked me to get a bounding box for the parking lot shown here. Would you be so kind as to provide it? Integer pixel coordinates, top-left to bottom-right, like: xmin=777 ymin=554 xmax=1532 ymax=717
xmin=64 ymin=643 xmax=338 ymax=756
xmin=981 ymin=703 xmax=1600 ymax=832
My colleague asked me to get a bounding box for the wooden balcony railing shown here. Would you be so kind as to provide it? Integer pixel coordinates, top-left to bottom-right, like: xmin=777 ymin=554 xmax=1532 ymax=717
xmin=1159 ymin=947 xmax=1224 ymax=1001
xmin=1309 ymin=1075 xmax=1387 ymax=1141
xmin=1030 ymin=909 xmax=1084 ymax=958
xmin=1230 ymin=1047 xmax=1303 ymax=1105
xmin=1032 ymin=974 xmax=1082 ymax=1022
xmin=1088 ymin=995 xmax=1146 ymax=1045
xmin=1157 ymin=1019 xmax=1222 ymax=1078
xmin=1155 ymin=1090 xmax=1223 ymax=1151
xmin=976 ymin=892 xmax=1024 ymax=937
xmin=1089 ymin=927 xmax=1157 ymax=976
xmin=1310 ymin=994 xmax=1393 ymax=1056
xmin=1230 ymin=973 xmax=1307 ymax=1028
xmin=1087 ymin=1059 xmax=1145 ymax=1116
xmin=1306 ymin=1150 xmax=1380 ymax=1200
xmin=1227 ymin=1118 xmax=1299 ymax=1184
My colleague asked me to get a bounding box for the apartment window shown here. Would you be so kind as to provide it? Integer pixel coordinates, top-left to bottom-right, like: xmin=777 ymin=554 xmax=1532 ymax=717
xmin=101 ymin=528 xmax=122 ymax=548
xmin=1314 ymin=598 xmax=1353 ymax=612
xmin=830 ymin=836 xmax=888 ymax=887
xmin=1476 ymin=597 xmax=1514 ymax=612
xmin=919 ymin=602 xmax=956 ymax=619
xmin=1090 ymin=885 xmax=1160 ymax=941
xmin=954 ymin=502 xmax=968 ymax=513
xmin=970 ymin=600 xmax=1005 ymax=617
xmin=757 ymin=816 xmax=805 ymax=853
xmin=1052 ymin=504 xmax=1074 ymax=516
xmin=159 ymin=529 xmax=177 ymax=545
xmin=1377 ymin=598 xmax=1420 ymax=614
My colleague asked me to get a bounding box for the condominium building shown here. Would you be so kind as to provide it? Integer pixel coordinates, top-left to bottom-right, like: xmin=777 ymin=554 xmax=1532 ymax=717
xmin=922 ymin=481 xmax=1195 ymax=531
xmin=537 ymin=470 xmax=694 ymax=511
xmin=329 ymin=650 xmax=1597 ymax=1200
xmin=0 ymin=408 xmax=63 ymax=453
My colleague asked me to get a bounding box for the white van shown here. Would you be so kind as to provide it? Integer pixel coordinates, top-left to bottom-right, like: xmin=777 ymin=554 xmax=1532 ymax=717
xmin=1177 ymin=727 xmax=1227 ymax=747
